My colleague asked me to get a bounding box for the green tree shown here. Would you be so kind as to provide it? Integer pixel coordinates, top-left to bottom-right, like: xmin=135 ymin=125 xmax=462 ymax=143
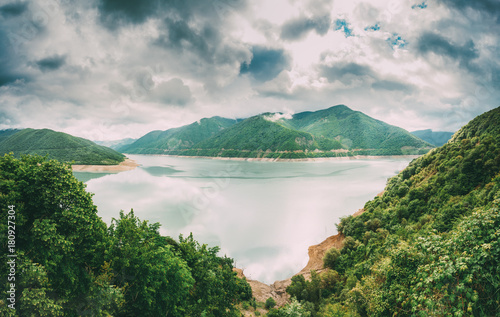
xmin=177 ymin=233 xmax=249 ymax=316
xmin=107 ymin=210 xmax=194 ymax=317
xmin=0 ymin=154 xmax=114 ymax=315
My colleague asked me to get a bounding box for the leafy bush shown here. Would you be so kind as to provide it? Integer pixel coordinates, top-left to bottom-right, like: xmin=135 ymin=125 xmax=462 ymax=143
xmin=265 ymin=297 xmax=277 ymax=309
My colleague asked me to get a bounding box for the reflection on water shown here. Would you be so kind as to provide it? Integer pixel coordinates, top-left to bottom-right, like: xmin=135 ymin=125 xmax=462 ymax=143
xmin=73 ymin=172 xmax=112 ymax=183
xmin=77 ymin=154 xmax=414 ymax=283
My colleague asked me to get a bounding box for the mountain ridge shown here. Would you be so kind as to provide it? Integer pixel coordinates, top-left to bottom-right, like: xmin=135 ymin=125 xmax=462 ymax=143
xmin=122 ymin=105 xmax=434 ymax=158
xmin=0 ymin=128 xmax=125 ymax=165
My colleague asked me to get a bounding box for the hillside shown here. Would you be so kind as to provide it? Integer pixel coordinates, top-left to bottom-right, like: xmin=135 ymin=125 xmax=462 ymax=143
xmin=0 ymin=129 xmax=21 ymax=143
xmin=121 ymin=105 xmax=433 ymax=158
xmin=119 ymin=116 xmax=238 ymax=154
xmin=181 ymin=115 xmax=344 ymax=158
xmin=286 ymin=105 xmax=431 ymax=154
xmin=94 ymin=138 xmax=137 ymax=150
xmin=411 ymin=129 xmax=454 ymax=146
xmin=0 ymin=128 xmax=125 ymax=165
xmin=267 ymin=106 xmax=500 ymax=316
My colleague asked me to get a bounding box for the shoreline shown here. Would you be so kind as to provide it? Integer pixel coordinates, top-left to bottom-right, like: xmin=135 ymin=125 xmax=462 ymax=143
xmin=72 ymin=158 xmax=139 ymax=173
xmin=239 ymin=199 xmax=381 ymax=306
xmin=133 ymin=154 xmax=421 ymax=162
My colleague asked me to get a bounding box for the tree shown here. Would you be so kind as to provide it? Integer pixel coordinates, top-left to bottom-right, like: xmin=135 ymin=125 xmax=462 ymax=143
xmin=323 ymin=248 xmax=341 ymax=270
xmin=107 ymin=210 xmax=194 ymax=317
xmin=177 ymin=233 xmax=250 ymax=316
xmin=0 ymin=154 xmax=113 ymax=315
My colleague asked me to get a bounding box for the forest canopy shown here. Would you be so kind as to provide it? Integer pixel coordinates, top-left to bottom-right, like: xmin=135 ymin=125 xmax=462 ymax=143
xmin=0 ymin=154 xmax=251 ymax=316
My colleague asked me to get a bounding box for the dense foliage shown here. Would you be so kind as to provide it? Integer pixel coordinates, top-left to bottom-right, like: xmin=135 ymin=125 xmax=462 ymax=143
xmin=121 ymin=105 xmax=433 ymax=158
xmin=0 ymin=154 xmax=251 ymax=316
xmin=0 ymin=128 xmax=125 ymax=165
xmin=277 ymin=107 xmax=500 ymax=316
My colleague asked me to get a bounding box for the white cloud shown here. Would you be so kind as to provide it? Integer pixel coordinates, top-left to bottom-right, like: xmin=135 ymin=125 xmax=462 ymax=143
xmin=0 ymin=0 xmax=498 ymax=140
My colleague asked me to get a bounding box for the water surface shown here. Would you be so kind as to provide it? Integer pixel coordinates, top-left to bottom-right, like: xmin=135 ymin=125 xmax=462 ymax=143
xmin=74 ymin=155 xmax=414 ymax=283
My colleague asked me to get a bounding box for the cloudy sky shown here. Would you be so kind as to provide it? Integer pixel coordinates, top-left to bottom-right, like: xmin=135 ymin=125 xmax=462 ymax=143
xmin=0 ymin=0 xmax=499 ymax=141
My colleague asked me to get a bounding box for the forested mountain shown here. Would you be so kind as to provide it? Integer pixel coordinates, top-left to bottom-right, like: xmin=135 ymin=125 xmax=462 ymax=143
xmin=94 ymin=138 xmax=137 ymax=150
xmin=0 ymin=129 xmax=21 ymax=143
xmin=0 ymin=154 xmax=251 ymax=316
xmin=286 ymin=105 xmax=429 ymax=151
xmin=268 ymin=107 xmax=500 ymax=316
xmin=118 ymin=116 xmax=239 ymax=154
xmin=411 ymin=129 xmax=454 ymax=146
xmin=0 ymin=128 xmax=125 ymax=165
xmin=122 ymin=105 xmax=433 ymax=158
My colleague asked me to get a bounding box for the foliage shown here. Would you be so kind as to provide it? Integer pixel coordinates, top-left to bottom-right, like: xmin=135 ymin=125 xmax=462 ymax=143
xmin=266 ymin=298 xmax=311 ymax=317
xmin=278 ymin=106 xmax=500 ymax=316
xmin=107 ymin=210 xmax=193 ymax=317
xmin=0 ymin=128 xmax=124 ymax=165
xmin=176 ymin=233 xmax=252 ymax=317
xmin=0 ymin=154 xmax=251 ymax=316
xmin=265 ymin=297 xmax=277 ymax=309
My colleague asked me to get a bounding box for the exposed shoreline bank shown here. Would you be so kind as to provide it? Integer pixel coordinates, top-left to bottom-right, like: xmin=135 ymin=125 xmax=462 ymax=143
xmin=239 ymin=202 xmax=377 ymax=306
xmin=137 ymin=154 xmax=421 ymax=162
xmin=72 ymin=158 xmax=139 ymax=173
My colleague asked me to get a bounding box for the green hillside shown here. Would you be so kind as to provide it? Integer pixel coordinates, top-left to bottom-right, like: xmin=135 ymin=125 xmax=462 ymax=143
xmin=411 ymin=129 xmax=454 ymax=146
xmin=0 ymin=129 xmax=21 ymax=143
xmin=268 ymin=107 xmax=500 ymax=316
xmin=179 ymin=115 xmax=343 ymax=158
xmin=286 ymin=105 xmax=432 ymax=154
xmin=121 ymin=105 xmax=433 ymax=158
xmin=119 ymin=116 xmax=238 ymax=154
xmin=0 ymin=128 xmax=125 ymax=165
xmin=94 ymin=138 xmax=137 ymax=150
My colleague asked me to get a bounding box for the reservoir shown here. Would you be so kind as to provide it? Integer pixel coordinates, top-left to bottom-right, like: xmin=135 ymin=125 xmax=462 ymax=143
xmin=74 ymin=154 xmax=414 ymax=283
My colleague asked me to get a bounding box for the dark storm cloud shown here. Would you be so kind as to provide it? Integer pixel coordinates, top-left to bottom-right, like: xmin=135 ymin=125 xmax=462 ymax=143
xmin=240 ymin=46 xmax=291 ymax=82
xmin=280 ymin=15 xmax=331 ymax=41
xmin=320 ymin=63 xmax=374 ymax=84
xmin=416 ymin=32 xmax=479 ymax=71
xmin=438 ymin=0 xmax=500 ymax=22
xmin=155 ymin=18 xmax=217 ymax=62
xmin=371 ymin=80 xmax=413 ymax=92
xmin=98 ymin=0 xmax=247 ymax=29
xmin=35 ymin=55 xmax=66 ymax=72
xmin=0 ymin=2 xmax=28 ymax=18
xmin=98 ymin=0 xmax=161 ymax=28
xmin=0 ymin=31 xmax=28 ymax=86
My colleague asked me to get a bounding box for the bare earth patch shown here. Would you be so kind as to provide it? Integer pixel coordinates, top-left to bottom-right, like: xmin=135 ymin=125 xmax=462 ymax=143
xmin=72 ymin=158 xmax=139 ymax=173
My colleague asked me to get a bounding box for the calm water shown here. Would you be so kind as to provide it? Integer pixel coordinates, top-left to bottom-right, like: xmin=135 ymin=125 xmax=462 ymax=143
xmin=74 ymin=154 xmax=414 ymax=283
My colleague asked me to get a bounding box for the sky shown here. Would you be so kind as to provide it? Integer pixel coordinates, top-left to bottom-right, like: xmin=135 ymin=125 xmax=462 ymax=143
xmin=0 ymin=0 xmax=499 ymax=141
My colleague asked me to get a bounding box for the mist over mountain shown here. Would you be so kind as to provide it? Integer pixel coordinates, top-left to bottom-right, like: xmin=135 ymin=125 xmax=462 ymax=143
xmin=411 ymin=129 xmax=454 ymax=147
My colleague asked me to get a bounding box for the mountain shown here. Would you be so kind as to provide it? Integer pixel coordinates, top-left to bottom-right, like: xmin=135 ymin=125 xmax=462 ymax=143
xmin=411 ymin=129 xmax=454 ymax=146
xmin=119 ymin=116 xmax=239 ymax=154
xmin=272 ymin=106 xmax=500 ymax=316
xmin=121 ymin=105 xmax=433 ymax=158
xmin=286 ymin=105 xmax=431 ymax=154
xmin=191 ymin=115 xmax=344 ymax=158
xmin=0 ymin=129 xmax=22 ymax=145
xmin=0 ymin=128 xmax=125 ymax=165
xmin=94 ymin=138 xmax=137 ymax=150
